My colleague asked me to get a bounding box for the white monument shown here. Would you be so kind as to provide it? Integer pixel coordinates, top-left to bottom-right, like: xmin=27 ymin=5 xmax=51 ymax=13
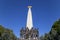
xmin=20 ymin=6 xmax=39 ymax=40
xmin=26 ymin=6 xmax=33 ymax=30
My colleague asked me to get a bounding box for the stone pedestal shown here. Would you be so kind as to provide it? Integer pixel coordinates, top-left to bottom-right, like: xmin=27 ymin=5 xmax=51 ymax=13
xmin=20 ymin=27 xmax=39 ymax=40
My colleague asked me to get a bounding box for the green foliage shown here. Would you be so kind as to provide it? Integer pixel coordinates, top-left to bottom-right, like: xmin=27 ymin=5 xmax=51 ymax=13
xmin=0 ymin=25 xmax=18 ymax=40
xmin=40 ymin=19 xmax=60 ymax=40
xmin=52 ymin=19 xmax=60 ymax=33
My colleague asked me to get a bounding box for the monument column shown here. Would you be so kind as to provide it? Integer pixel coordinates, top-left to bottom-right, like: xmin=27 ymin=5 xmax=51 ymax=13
xmin=20 ymin=6 xmax=39 ymax=40
xmin=26 ymin=6 xmax=33 ymax=30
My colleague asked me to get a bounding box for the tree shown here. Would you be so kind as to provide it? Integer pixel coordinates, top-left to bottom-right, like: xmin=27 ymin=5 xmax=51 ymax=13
xmin=0 ymin=25 xmax=18 ymax=40
xmin=40 ymin=19 xmax=60 ymax=40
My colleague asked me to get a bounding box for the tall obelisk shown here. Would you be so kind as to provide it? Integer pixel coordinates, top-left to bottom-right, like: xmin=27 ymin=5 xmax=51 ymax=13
xmin=20 ymin=0 xmax=39 ymax=39
xmin=20 ymin=6 xmax=39 ymax=40
xmin=26 ymin=6 xmax=33 ymax=30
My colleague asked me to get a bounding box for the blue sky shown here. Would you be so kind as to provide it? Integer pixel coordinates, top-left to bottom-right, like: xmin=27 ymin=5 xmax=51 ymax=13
xmin=0 ymin=0 xmax=60 ymax=38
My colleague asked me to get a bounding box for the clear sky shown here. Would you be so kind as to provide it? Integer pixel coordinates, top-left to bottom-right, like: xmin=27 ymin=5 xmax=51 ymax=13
xmin=0 ymin=0 xmax=60 ymax=38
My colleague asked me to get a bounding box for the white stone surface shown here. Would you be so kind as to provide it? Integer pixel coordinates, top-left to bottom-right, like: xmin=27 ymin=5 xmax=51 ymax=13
xmin=26 ymin=6 xmax=33 ymax=30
